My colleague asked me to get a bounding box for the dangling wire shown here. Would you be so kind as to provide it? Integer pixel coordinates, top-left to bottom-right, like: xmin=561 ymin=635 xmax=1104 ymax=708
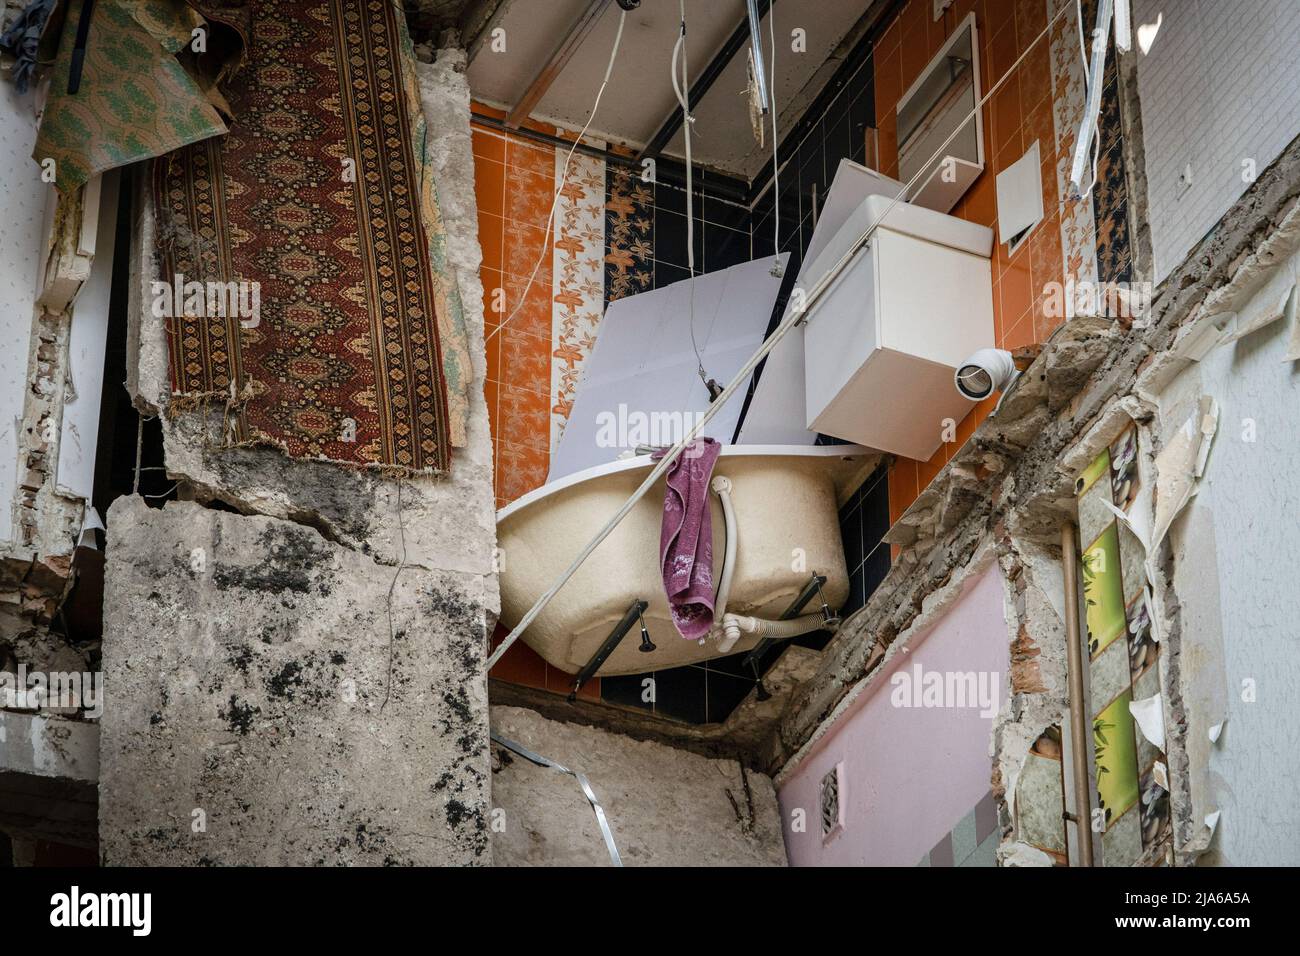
xmin=486 ymin=8 xmax=628 ymax=345
xmin=673 ymin=1 xmax=716 ymax=399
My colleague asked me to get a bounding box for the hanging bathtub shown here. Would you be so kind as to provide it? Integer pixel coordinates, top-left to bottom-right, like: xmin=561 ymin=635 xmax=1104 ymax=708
xmin=495 ymin=445 xmax=879 ymax=677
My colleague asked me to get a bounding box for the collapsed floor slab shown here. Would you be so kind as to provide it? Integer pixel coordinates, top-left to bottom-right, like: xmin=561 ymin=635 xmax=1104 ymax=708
xmin=489 ymin=705 xmax=787 ymax=867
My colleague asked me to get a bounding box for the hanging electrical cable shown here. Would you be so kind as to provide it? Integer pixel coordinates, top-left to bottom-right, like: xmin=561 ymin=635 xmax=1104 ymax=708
xmin=486 ymin=7 xmax=628 ymax=346
xmin=769 ymin=0 xmax=782 ymax=276
xmin=487 ymin=0 xmax=1077 ymax=674
xmin=673 ymin=1 xmax=719 ymax=401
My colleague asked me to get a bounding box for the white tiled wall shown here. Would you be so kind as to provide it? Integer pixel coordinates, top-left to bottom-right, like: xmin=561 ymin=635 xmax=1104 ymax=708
xmin=1134 ymin=0 xmax=1300 ymax=282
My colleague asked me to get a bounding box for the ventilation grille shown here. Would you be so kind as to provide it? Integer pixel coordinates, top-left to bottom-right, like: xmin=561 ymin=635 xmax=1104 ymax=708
xmin=820 ymin=766 xmax=841 ymax=836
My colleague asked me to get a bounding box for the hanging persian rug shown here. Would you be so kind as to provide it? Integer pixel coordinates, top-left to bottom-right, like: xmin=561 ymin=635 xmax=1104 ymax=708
xmin=156 ymin=0 xmax=458 ymax=474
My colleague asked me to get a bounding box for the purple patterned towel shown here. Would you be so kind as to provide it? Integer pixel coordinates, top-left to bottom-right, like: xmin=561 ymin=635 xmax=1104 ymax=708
xmin=652 ymin=438 xmax=722 ymax=639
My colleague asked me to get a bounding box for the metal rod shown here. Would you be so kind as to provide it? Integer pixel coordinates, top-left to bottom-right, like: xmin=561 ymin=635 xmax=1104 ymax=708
xmin=745 ymin=0 xmax=770 ymax=115
xmin=568 ymin=599 xmax=648 ymax=701
xmin=1061 ymin=521 xmax=1094 ymax=867
xmin=68 ymin=0 xmax=97 ymax=94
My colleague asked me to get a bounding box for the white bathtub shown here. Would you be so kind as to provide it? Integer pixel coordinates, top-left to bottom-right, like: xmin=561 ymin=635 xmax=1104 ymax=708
xmin=496 ymin=445 xmax=880 ymax=677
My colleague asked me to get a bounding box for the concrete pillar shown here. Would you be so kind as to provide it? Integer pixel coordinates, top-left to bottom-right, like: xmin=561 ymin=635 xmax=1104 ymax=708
xmin=98 ymin=47 xmax=498 ymax=865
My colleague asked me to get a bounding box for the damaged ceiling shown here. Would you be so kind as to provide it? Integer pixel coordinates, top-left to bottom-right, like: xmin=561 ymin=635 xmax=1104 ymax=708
xmin=462 ymin=0 xmax=888 ymax=179
xmin=405 ymin=0 xmax=481 ymax=36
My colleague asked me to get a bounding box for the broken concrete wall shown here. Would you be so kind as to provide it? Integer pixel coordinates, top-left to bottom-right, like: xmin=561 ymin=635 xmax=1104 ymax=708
xmin=98 ymin=46 xmax=499 ymax=864
xmin=124 ymin=48 xmax=498 ymax=576
xmin=100 ymin=497 xmax=491 ymax=864
xmin=2 ymin=53 xmax=114 ymax=858
xmin=0 ymin=86 xmax=103 ymax=679
xmin=988 ymin=528 xmax=1075 ymax=866
xmin=0 ymin=710 xmax=99 ymax=848
xmin=490 ymin=705 xmax=786 ymax=867
xmin=0 ymin=66 xmax=49 ymax=549
xmin=768 ymin=117 xmax=1300 ymax=866
xmin=1152 ymin=275 xmax=1300 ymax=865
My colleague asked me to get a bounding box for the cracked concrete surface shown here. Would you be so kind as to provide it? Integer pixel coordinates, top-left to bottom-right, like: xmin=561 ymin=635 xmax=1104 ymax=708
xmin=490 ymin=705 xmax=786 ymax=867
xmin=100 ymin=497 xmax=491 ymax=864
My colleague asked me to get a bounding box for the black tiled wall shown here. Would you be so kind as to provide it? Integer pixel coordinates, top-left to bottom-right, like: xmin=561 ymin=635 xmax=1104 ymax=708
xmin=838 ymin=464 xmax=891 ymax=619
xmin=651 ymin=163 xmax=753 ymax=286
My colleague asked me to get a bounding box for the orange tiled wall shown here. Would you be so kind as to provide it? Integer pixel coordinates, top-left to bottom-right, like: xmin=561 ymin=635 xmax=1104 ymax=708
xmin=472 ymin=106 xmax=558 ymax=511
xmin=472 ymin=108 xmax=579 ymax=697
xmin=876 ymin=0 xmax=1072 ymax=525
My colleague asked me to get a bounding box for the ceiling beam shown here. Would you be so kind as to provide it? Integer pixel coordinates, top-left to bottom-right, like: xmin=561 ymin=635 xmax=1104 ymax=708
xmin=505 ymin=0 xmax=610 ymax=130
xmin=636 ymin=0 xmax=771 ymax=162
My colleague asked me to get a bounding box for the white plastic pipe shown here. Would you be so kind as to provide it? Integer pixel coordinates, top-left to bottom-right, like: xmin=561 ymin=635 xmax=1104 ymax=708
xmin=1113 ymin=0 xmax=1131 ymax=52
xmin=718 ymin=612 xmax=828 ymax=654
xmin=955 ymin=347 xmax=1018 ymax=400
xmin=1069 ymin=0 xmax=1113 ymax=196
xmin=745 ymin=0 xmax=770 ymax=115
xmin=710 ymin=475 xmax=738 ymax=636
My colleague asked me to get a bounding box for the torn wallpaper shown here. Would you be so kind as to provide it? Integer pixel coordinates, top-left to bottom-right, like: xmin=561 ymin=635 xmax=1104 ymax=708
xmin=156 ymin=0 xmax=460 ymax=474
xmin=33 ymin=0 xmax=247 ymax=191
xmin=1075 ymin=424 xmax=1173 ymax=866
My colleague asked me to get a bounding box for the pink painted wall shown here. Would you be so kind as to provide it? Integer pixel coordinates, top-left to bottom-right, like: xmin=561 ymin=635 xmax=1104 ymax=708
xmin=779 ymin=564 xmax=1008 ymax=866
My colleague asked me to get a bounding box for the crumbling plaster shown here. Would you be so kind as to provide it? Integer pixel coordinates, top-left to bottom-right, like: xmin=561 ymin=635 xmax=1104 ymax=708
xmin=1145 ymin=238 xmax=1300 ymax=866
xmin=487 ymin=642 xmax=823 ymax=769
xmin=768 ymin=124 xmax=1300 ymax=864
xmin=99 ymin=47 xmax=500 ymax=864
xmin=0 ymin=708 xmax=99 ymax=846
xmin=1 ymin=100 xmax=102 ymax=695
xmin=490 ymin=705 xmax=786 ymax=867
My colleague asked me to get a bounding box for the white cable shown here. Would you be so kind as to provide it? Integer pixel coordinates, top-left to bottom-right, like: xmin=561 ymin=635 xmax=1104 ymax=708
xmin=1076 ymin=0 xmax=1088 ymax=68
xmin=487 ymin=0 xmax=1074 ymax=672
xmin=673 ymin=2 xmax=709 ymax=391
xmin=669 ymin=16 xmax=693 ymax=279
xmin=1072 ymin=0 xmax=1108 ymax=200
xmin=769 ymin=0 xmax=781 ymax=267
xmin=1075 ymin=0 xmax=1101 ymax=201
xmin=486 ymin=9 xmax=627 ymax=345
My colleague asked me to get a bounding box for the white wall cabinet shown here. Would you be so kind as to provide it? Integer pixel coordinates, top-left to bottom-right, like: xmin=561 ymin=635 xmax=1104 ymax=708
xmin=801 ymin=194 xmax=995 ymax=461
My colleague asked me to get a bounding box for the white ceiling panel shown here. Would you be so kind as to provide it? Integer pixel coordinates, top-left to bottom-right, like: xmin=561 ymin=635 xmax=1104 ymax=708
xmin=465 ymin=0 xmax=877 ymax=179
xmin=665 ymin=0 xmax=871 ymax=178
xmin=534 ymin=0 xmax=745 ymax=149
xmin=465 ymin=0 xmax=600 ymax=114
